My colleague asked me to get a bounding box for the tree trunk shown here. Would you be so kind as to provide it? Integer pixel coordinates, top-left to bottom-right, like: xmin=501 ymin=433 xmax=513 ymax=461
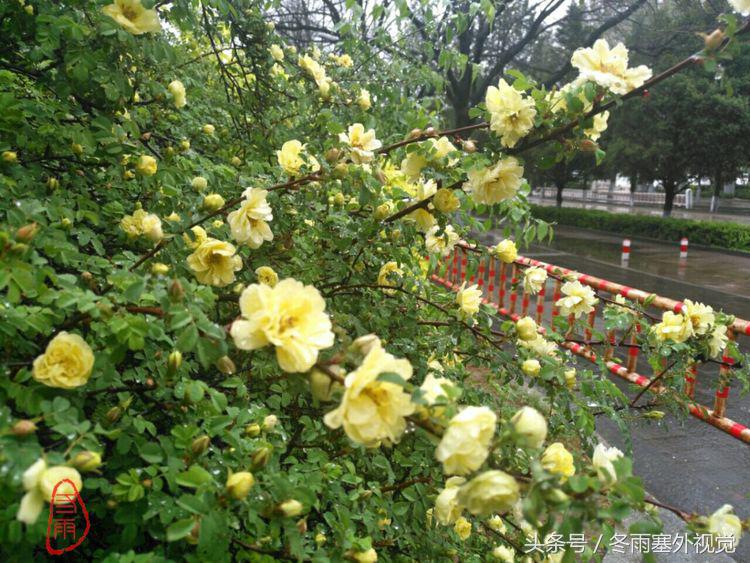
xmin=711 ymin=169 xmax=723 ymax=213
xmin=555 ymin=182 xmax=565 ymax=207
xmin=662 ymin=180 xmax=676 ymax=217
xmin=553 ymin=161 xmax=567 ymax=207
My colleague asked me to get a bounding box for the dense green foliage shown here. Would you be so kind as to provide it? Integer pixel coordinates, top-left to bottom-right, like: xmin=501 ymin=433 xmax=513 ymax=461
xmin=531 ymin=205 xmax=750 ymax=251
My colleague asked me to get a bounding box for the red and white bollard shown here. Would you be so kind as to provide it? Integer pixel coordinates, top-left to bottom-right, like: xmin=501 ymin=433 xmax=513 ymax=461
xmin=680 ymin=237 xmax=688 ymax=259
xmin=621 ymin=239 xmax=631 ymax=265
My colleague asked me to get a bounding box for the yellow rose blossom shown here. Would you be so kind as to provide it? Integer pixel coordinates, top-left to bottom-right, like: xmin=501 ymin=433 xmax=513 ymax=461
xmin=419 ymin=372 xmax=455 ymax=406
xmin=227 ymin=188 xmax=274 ymax=249
xmin=17 ymin=460 xmax=84 ymax=524
xmin=571 ymin=39 xmax=652 ymax=95
xmin=585 ymin=111 xmax=609 ymax=141
xmin=400 ymin=152 xmax=428 ymax=180
xmin=511 ymin=406 xmax=547 ymax=448
xmin=324 ymin=338 xmax=415 ymax=447
xmin=431 ymin=136 xmax=459 ymax=162
xmin=492 ymin=239 xmax=517 ymax=263
xmin=358 ymin=89 xmax=371 ymax=110
xmin=277 ymin=140 xmax=319 ymax=176
xmin=135 ymin=154 xmax=157 ymax=176
xmin=730 ymin=0 xmax=750 ymax=14
xmin=556 ymin=280 xmax=598 ymax=318
xmin=231 ymin=278 xmax=335 ymax=373
xmin=683 ymin=299 xmax=715 ymax=336
xmin=434 ymin=476 xmax=466 ymax=525
xmin=487 ymin=515 xmax=506 ymax=534
xmin=436 ymin=406 xmax=497 ymax=475
xmin=542 ymin=442 xmax=576 ymax=478
xmin=456 ymin=282 xmax=482 ymax=318
xmin=708 ymin=504 xmax=743 ymax=549
xmin=492 ymin=545 xmax=516 ymax=562
xmin=32 ymin=332 xmax=94 ymax=389
xmin=39 ymin=465 xmax=83 ymax=503
xmin=120 ymin=208 xmax=163 ymax=242
xmin=463 ymin=157 xmax=524 ymax=205
xmin=339 ymin=123 xmax=382 ymax=164
xmin=652 ymin=311 xmax=692 ymax=343
xmin=709 ymin=325 xmax=729 ymax=358
xmin=191 ymin=176 xmax=208 ymax=191
xmin=352 ymin=548 xmax=378 ymax=562
xmin=202 ymin=193 xmax=225 ymax=211
xmin=523 ymin=267 xmax=547 ymax=295
xmin=425 ymin=224 xmax=459 ymax=257
xmin=255 ymin=266 xmax=278 ymax=287
xmin=167 ymin=80 xmax=186 ymax=108
xmin=226 ymin=471 xmax=255 ymax=500
xmin=270 ymin=63 xmax=288 ymax=79
xmin=485 ymin=78 xmax=537 ymax=147
xmin=521 ymin=358 xmax=541 ymax=377
xmin=333 ymin=53 xmax=353 ymax=67
xmin=433 ymin=188 xmax=460 ymax=213
xmin=408 ymin=208 xmax=436 ymax=232
xmin=454 ymin=516 xmax=472 ymax=540
xmin=269 ymin=44 xmax=284 ymax=61
xmin=592 ymin=443 xmax=623 ymax=485
xmin=519 ymin=335 xmax=558 ymax=357
xmin=564 ymin=368 xmax=577 ymax=389
xmin=457 ymin=470 xmax=520 ymax=516
xmin=377 ymin=261 xmax=403 ymax=294
xmin=2 ymin=151 xmax=18 ymax=163
xmin=102 ymin=0 xmax=161 ymax=35
xmin=186 ymin=226 xmax=242 ymax=287
xmin=202 ymin=124 xmax=215 ymax=135
xmin=516 ymin=317 xmax=538 ymax=341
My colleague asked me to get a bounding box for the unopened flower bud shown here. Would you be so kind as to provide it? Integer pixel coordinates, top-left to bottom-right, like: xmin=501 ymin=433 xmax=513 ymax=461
xmin=516 ymin=317 xmax=538 ymax=341
xmin=350 ymin=334 xmax=380 ymax=356
xmin=333 ymin=192 xmax=346 ymax=206
xmin=262 ymin=414 xmax=278 ymax=431
xmin=185 ymin=521 xmax=200 ymax=545
xmin=643 ymin=410 xmax=665 ymax=420
xmin=564 ymin=369 xmax=576 ymax=389
xmin=168 ymin=350 xmax=182 ymax=374
xmin=226 ymin=471 xmax=255 ymax=499
xmin=462 ymin=140 xmax=477 ymax=153
xmin=202 ymin=193 xmax=225 ymax=211
xmin=169 ymin=279 xmax=185 ymax=301
xmin=580 ymin=139 xmax=598 ymax=153
xmin=140 ymin=132 xmax=152 ymax=142
xmin=545 ymin=488 xmax=569 ymax=504
xmin=191 ymin=435 xmax=210 ymax=456
xmin=47 ymin=177 xmax=60 ymax=190
xmin=325 ymin=148 xmax=341 ymax=163
xmin=231 ymin=156 xmax=242 ymax=167
xmin=296 ymin=518 xmax=307 ymax=534
xmin=191 ymin=176 xmax=208 ymax=191
xmin=252 ymin=446 xmax=273 ymax=468
xmin=72 ymin=451 xmax=103 ymax=472
xmin=105 ymin=406 xmax=123 ymax=424
xmin=216 ymin=356 xmax=236 ymax=375
xmin=2 ymin=151 xmax=18 ymax=163
xmin=704 ymin=28 xmax=725 ymax=51
xmin=15 ymin=223 xmax=38 ymax=243
xmin=11 ymin=419 xmax=37 ymax=436
xmin=61 ymin=217 xmax=72 ymax=228
xmin=179 ymin=139 xmax=191 ymax=151
xmin=424 ymin=126 xmax=437 ymax=137
xmin=71 ymin=143 xmax=84 ymax=156
xmin=202 ymin=124 xmax=215 ymax=135
xmin=245 ymin=423 xmax=261 ymax=437
xmin=315 ymin=532 xmax=327 ymax=546
xmin=151 ymin=262 xmax=169 ymax=275
xmin=106 ymin=499 xmax=118 ymax=509
xmin=279 ymin=499 xmax=303 ymax=517
xmin=373 ymin=202 xmax=393 ymax=220
xmin=408 ymin=128 xmax=423 ymax=139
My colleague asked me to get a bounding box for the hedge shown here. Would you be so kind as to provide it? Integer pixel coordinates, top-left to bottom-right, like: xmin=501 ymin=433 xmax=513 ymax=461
xmin=531 ymin=205 xmax=750 ymax=252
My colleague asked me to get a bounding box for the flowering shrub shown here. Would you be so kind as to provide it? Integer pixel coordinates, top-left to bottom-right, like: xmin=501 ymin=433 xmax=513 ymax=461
xmin=1 ymin=1 xmax=749 ymax=560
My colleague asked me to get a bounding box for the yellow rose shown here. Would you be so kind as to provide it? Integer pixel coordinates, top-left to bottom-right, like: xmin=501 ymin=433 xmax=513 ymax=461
xmin=542 ymin=442 xmax=575 ymax=478
xmin=191 ymin=176 xmax=208 ymax=191
xmin=485 ymin=79 xmax=536 ymax=147
xmin=585 ymin=111 xmax=609 ymax=141
xmin=463 ymin=157 xmax=524 ymax=205
xmin=33 ymin=332 xmax=94 ymax=389
xmin=592 ymin=443 xmax=623 ymax=486
xmin=202 ymin=193 xmax=225 ymax=211
xmin=358 ymin=89 xmax=371 ymax=110
xmin=454 ymin=516 xmax=472 ymax=540
xmin=523 ymin=267 xmax=547 ymax=295
xmin=492 ymin=545 xmax=516 ymax=562
xmin=352 ymin=548 xmax=378 ymax=562
xmin=186 ymin=227 xmax=242 ymax=287
xmin=202 ymin=124 xmax=215 ymax=135
xmin=571 ymin=39 xmax=652 ymax=96
xmin=487 ymin=515 xmax=506 ymax=533
xmin=683 ymin=299 xmax=715 ymax=336
xmin=651 ymin=311 xmax=692 ymax=343
xmin=709 ymin=325 xmax=729 ymax=358
xmin=167 ymin=80 xmax=187 ymax=108
xmin=433 ymin=188 xmax=460 ymax=213
xmin=492 ymin=239 xmax=517 ymax=263
xmin=226 ymin=471 xmax=255 ymax=500
xmin=136 ymin=154 xmax=157 ymax=176
xmin=457 ymin=470 xmax=520 ymax=516
xmin=269 ymin=44 xmax=284 ymax=61
xmin=425 ymin=225 xmax=459 ymax=257
xmin=2 ymin=151 xmax=18 ymax=163
xmin=231 ymin=278 xmax=335 ymax=373
xmin=227 ymin=188 xmax=274 ymax=249
xmin=511 ymin=406 xmax=547 ymax=448
xmin=564 ymin=368 xmax=576 ymax=389
xmin=436 ymin=406 xmax=497 ymax=475
xmin=39 ymin=466 xmax=83 ymax=502
xmin=255 ymin=266 xmax=278 ymax=287
xmin=708 ymin=504 xmax=743 ymax=550
xmin=516 ymin=317 xmax=537 ymax=341
xmin=730 ymin=0 xmax=750 ymax=14
xmin=435 ymin=476 xmax=466 ymax=525
xmin=151 ymin=262 xmax=169 ymax=275
xmin=17 ymin=460 xmax=84 ymax=525
xmin=556 ymin=281 xmax=598 ymax=318
xmin=419 ymin=372 xmax=455 ymax=406
xmin=519 ymin=335 xmax=558 ymax=357
xmin=335 ymin=53 xmax=353 ymax=67
xmin=521 ymin=359 xmax=541 ymax=377
xmin=102 ymin=0 xmax=161 ymax=35
xmin=309 ymin=367 xmax=343 ymax=402
xmin=279 ymin=499 xmax=303 ymax=517
xmin=409 ymin=208 xmax=436 ymax=232
xmin=339 ymin=123 xmax=382 ymax=164
xmin=456 ymin=282 xmax=482 ymax=318
xmin=377 ymin=261 xmax=403 ymax=294
xmin=276 ymin=140 xmax=305 ymax=175
xmin=324 ymin=338 xmax=414 ymax=447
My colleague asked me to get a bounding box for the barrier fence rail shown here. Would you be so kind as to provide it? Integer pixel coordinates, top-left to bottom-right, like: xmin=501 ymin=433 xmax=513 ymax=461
xmin=533 ymin=187 xmax=688 ymax=208
xmin=430 ymin=243 xmax=750 ymax=444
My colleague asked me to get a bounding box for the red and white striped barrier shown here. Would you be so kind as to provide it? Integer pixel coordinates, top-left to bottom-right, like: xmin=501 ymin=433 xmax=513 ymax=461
xmin=680 ymin=237 xmax=689 ymax=259
xmin=431 ymin=243 xmax=750 ymax=444
xmin=621 ymin=239 xmax=631 ymax=263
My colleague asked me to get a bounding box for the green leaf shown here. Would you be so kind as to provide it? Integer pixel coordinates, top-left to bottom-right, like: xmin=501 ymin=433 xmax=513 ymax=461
xmin=177 ymin=465 xmax=213 ymax=488
xmin=166 ymin=517 xmax=196 ymax=542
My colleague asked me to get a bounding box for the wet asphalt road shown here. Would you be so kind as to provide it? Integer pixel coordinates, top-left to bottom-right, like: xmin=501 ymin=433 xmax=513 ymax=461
xmin=482 ymin=224 xmax=750 ymax=561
